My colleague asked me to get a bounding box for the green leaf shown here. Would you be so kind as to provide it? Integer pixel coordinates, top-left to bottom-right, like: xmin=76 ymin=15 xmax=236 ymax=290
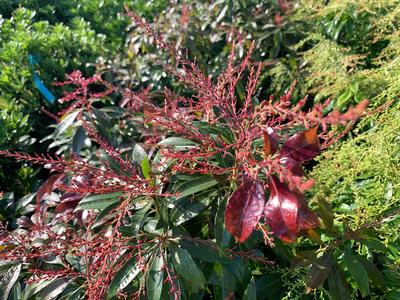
xmin=158 ymin=137 xmax=198 ymax=151
xmin=146 ymin=254 xmax=164 ymax=300
xmin=170 ymin=246 xmax=206 ymax=289
xmin=174 ymin=176 xmax=219 ymax=200
xmin=107 ymin=256 xmax=143 ymax=299
xmin=256 ymin=273 xmax=282 ymax=300
xmin=22 ymin=279 xmax=60 ymax=300
xmin=58 ymin=285 xmax=84 ymax=300
xmin=385 ymin=291 xmax=400 ymax=300
xmin=179 ymin=238 xmax=229 ymax=263
xmin=72 ymin=126 xmax=86 ymax=154
xmin=132 ymin=144 xmax=151 ymax=179
xmin=357 ymin=255 xmax=386 ymax=290
xmin=171 ymin=190 xmax=216 ymax=225
xmin=75 ymin=192 xmax=122 ymax=211
xmin=57 ymin=110 xmax=80 ymax=136
xmin=141 ymin=158 xmax=151 ymax=180
xmin=306 ymin=252 xmax=333 ymax=290
xmin=243 ymin=278 xmax=256 ymax=300
xmin=215 ymin=197 xmax=231 ymax=250
xmin=317 ymin=197 xmax=334 ymax=232
xmin=9 ymin=281 xmax=21 ymax=300
xmin=343 ymin=248 xmax=369 ymax=297
xmin=328 ymin=264 xmax=351 ymax=300
xmin=35 ymin=278 xmax=72 ymax=300
xmin=0 ymin=264 xmax=21 ymax=300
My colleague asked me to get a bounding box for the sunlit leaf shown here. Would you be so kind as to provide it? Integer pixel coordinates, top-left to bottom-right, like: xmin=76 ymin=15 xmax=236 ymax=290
xmin=75 ymin=192 xmax=122 ymax=211
xmin=263 ymin=127 xmax=278 ymax=156
xmin=264 ymin=175 xmax=317 ymax=242
xmin=171 ymin=246 xmax=206 ymax=289
xmin=281 ymin=127 xmax=320 ymax=162
xmin=174 ymin=176 xmax=219 ymax=200
xmin=0 ymin=264 xmax=21 ymax=300
xmin=224 ymin=179 xmax=265 ymax=243
xmin=107 ymin=256 xmax=143 ymax=299
xmin=146 ymin=255 xmax=164 ymax=300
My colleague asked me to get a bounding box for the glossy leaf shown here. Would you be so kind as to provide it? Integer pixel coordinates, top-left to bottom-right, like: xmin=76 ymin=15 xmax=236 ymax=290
xmin=174 ymin=176 xmax=219 ymax=200
xmin=171 ymin=246 xmax=206 ymax=289
xmin=0 ymin=264 xmax=21 ymax=300
xmin=263 ymin=127 xmax=278 ymax=156
xmin=132 ymin=144 xmax=151 ymax=179
xmin=171 ymin=190 xmax=216 ymax=225
xmin=158 ymin=137 xmax=198 ymax=151
xmin=35 ymin=278 xmax=72 ymax=300
xmin=107 ymin=256 xmax=143 ymax=299
xmin=36 ymin=173 xmax=64 ymax=203
xmin=57 ymin=110 xmax=80 ymax=136
xmin=75 ymin=192 xmax=122 ymax=211
xmin=180 ymin=239 xmax=229 ymax=263
xmin=264 ymin=175 xmax=318 ymax=242
xmin=225 ymin=179 xmax=265 ymax=243
xmin=146 ymin=255 xmax=164 ymax=300
xmin=280 ymin=127 xmax=321 ymax=163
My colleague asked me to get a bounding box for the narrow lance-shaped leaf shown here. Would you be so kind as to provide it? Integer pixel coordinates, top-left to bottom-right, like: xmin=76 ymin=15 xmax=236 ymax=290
xmin=0 ymin=264 xmax=21 ymax=300
xmin=146 ymin=255 xmax=164 ymax=300
xmin=280 ymin=126 xmax=320 ymax=163
xmin=171 ymin=246 xmax=206 ymax=288
xmin=225 ymin=179 xmax=265 ymax=243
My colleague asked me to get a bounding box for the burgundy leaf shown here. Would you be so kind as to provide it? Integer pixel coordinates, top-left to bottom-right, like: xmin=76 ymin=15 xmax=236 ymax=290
xmin=280 ymin=127 xmax=321 ymax=163
xmin=54 ymin=193 xmax=83 ymax=215
xmin=280 ymin=157 xmax=304 ymax=177
xmin=263 ymin=127 xmax=279 ymax=156
xmin=36 ymin=173 xmax=65 ymax=204
xmin=225 ymin=179 xmax=266 ymax=243
xmin=264 ymin=175 xmax=318 ymax=243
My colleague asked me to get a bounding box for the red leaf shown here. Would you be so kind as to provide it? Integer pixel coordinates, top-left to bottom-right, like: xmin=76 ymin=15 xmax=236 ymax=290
xmin=280 ymin=157 xmax=304 ymax=177
xmin=36 ymin=173 xmax=64 ymax=204
xmin=281 ymin=127 xmax=320 ymax=163
xmin=225 ymin=179 xmax=266 ymax=243
xmin=54 ymin=193 xmax=82 ymax=215
xmin=264 ymin=175 xmax=318 ymax=242
xmin=263 ymin=127 xmax=278 ymax=156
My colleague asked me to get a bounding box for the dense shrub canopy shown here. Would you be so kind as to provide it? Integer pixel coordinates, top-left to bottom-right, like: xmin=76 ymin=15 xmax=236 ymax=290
xmin=0 ymin=1 xmax=399 ymax=299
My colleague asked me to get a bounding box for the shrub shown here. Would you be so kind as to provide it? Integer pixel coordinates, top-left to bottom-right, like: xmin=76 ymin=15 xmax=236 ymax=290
xmin=1 ymin=10 xmax=388 ymax=299
xmin=0 ymin=6 xmax=115 ymax=196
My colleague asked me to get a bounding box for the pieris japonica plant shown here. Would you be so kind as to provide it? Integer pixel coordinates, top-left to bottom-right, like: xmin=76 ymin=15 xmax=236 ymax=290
xmin=0 ymin=8 xmax=372 ymax=300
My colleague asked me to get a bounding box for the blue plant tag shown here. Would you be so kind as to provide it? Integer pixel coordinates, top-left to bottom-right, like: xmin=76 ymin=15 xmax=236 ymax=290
xmin=28 ymin=54 xmax=56 ymax=104
xmin=33 ymin=73 xmax=56 ymax=104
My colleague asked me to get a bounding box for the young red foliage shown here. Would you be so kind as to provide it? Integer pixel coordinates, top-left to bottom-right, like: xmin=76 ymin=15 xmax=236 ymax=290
xmin=264 ymin=175 xmax=318 ymax=242
xmin=224 ymin=179 xmax=266 ymax=242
